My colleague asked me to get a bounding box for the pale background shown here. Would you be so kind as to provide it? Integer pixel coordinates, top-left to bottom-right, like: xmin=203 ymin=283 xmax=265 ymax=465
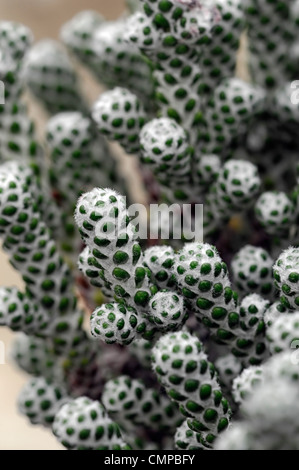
xmin=0 ymin=0 xmax=126 ymax=450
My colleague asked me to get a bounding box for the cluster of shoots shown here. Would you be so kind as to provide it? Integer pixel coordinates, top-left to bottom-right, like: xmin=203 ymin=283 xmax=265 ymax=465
xmin=1 ymin=0 xmax=299 ymax=451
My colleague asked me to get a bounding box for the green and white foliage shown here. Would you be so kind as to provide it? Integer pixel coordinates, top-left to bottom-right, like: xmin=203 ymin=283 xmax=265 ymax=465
xmin=0 ymin=287 xmax=43 ymax=334
xmin=137 ymin=0 xmax=218 ymax=48
xmin=215 ymin=353 xmax=242 ymax=390
xmin=173 ymin=242 xmax=239 ymax=344
xmin=175 ymin=421 xmax=211 ymax=451
xmin=46 ymin=112 xmax=117 ymax=207
xmin=0 ymin=33 xmax=61 ymax=236
xmin=290 ymin=1 xmax=299 ymax=79
xmin=148 ymin=290 xmax=187 ymax=331
xmin=195 ymin=154 xmax=221 ymax=188
xmin=46 ymin=111 xmax=121 ymax=255
xmin=255 ymin=191 xmax=295 ymax=237
xmin=92 ymin=87 xmax=146 ymax=154
xmin=232 ymin=366 xmax=263 ymax=405
xmin=91 ymin=19 xmax=153 ymax=104
xmin=199 ymin=78 xmax=265 ymax=155
xmin=3 ymin=0 xmax=299 ymax=453
xmin=124 ymin=6 xmax=205 ymax=134
xmin=102 ymin=375 xmax=181 ymax=434
xmin=267 ymin=311 xmax=299 ymax=355
xmin=273 ymin=247 xmax=299 ymax=309
xmin=237 ymin=294 xmax=269 ymax=332
xmin=60 ymin=10 xmax=105 ymax=73
xmin=198 ymin=0 xmax=245 ymax=92
xmin=128 ymin=337 xmax=153 ymax=369
xmin=217 ymin=368 xmax=299 ymax=450
xmin=0 ymin=21 xmax=32 ymax=104
xmin=52 ymin=396 xmax=130 ymax=450
xmin=217 ymin=351 xmax=299 ymax=449
xmin=78 ymin=246 xmax=113 ymax=300
xmin=0 ymin=163 xmax=75 ymax=331
xmin=90 ymin=302 xmax=157 ymax=345
xmin=0 ymin=33 xmax=60 ymax=234
xmin=152 ymin=331 xmax=231 ymax=447
xmin=230 ymin=294 xmax=269 ymax=366
xmin=272 ymin=82 xmax=299 ymax=124
xmin=75 ymin=188 xmax=155 ymax=310
xmin=190 ymin=0 xmax=245 ymax=94
xmin=0 ymin=20 xmax=31 ymax=105
xmin=24 ymin=40 xmax=86 ymax=114
xmin=264 ymin=301 xmax=289 ymax=328
xmin=0 ymin=103 xmax=44 ymax=168
xmin=0 ymin=21 xmax=33 ymax=61
xmin=11 ymin=334 xmax=61 ymax=382
xmin=204 ymin=159 xmax=261 ymax=235
xmin=61 ymin=12 xmax=153 ymax=107
xmin=0 ymin=162 xmax=99 ymax=365
xmin=214 ymin=422 xmax=250 ymax=450
xmin=124 ymin=9 xmax=159 ymax=60
xmin=127 ymin=1 xmax=245 ymax=135
xmin=231 ymin=245 xmax=274 ymax=299
xmin=0 ymin=56 xmax=23 ymax=105
xmin=18 ymin=377 xmax=68 ymax=427
xmin=139 ymin=117 xmax=192 ymax=201
xmin=0 ymin=135 xmax=59 ymax=247
xmin=143 ymin=245 xmax=176 ymax=290
xmin=242 ymin=0 xmax=297 ymax=89
xmin=214 ymin=160 xmax=261 ymax=211
xmin=263 ymin=351 xmax=299 ymax=384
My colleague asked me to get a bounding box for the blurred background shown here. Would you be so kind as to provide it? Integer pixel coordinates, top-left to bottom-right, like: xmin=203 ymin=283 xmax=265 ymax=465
xmin=1 ymin=0 xmax=125 ymax=38
xmin=0 ymin=0 xmax=126 ymax=450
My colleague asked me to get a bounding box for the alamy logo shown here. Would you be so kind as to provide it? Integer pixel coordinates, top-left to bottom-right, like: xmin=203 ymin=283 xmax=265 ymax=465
xmin=94 ymin=201 xmax=204 ymax=242
xmin=0 ymin=80 xmax=4 ymax=105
